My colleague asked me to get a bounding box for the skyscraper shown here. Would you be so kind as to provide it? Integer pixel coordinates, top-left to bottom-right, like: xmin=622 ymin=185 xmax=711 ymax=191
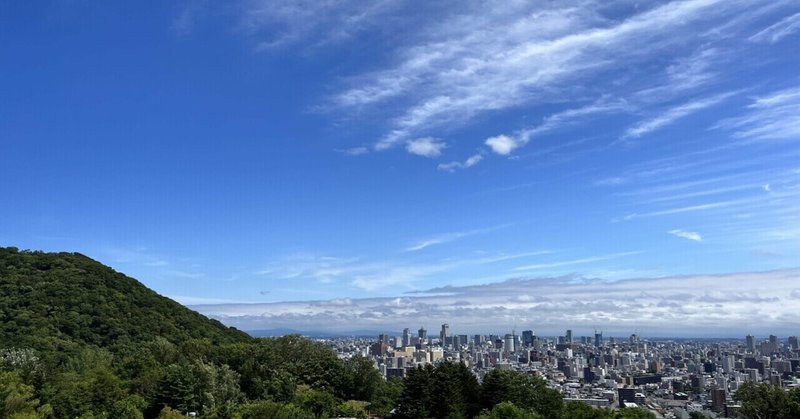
xmin=522 ymin=330 xmax=534 ymax=347
xmin=402 ymin=328 xmax=411 ymax=347
xmin=418 ymin=326 xmax=427 ymax=343
xmin=788 ymin=336 xmax=799 ymax=350
xmin=440 ymin=323 xmax=450 ymax=346
xmin=745 ymin=334 xmax=755 ymax=352
xmin=594 ymin=330 xmax=603 ymax=348
xmin=566 ymin=329 xmax=573 ymax=344
xmin=504 ymin=333 xmax=515 ymax=354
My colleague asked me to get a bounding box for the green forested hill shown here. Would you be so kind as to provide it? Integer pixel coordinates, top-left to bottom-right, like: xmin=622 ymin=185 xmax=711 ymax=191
xmin=0 ymin=246 xmax=251 ymax=352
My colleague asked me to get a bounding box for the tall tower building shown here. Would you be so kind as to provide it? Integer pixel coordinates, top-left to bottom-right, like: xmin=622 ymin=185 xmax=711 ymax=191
xmin=745 ymin=335 xmax=755 ymax=352
xmin=402 ymin=328 xmax=411 ymax=347
xmin=594 ymin=330 xmax=603 ymax=348
xmin=522 ymin=330 xmax=534 ymax=347
xmin=788 ymin=336 xmax=799 ymax=350
xmin=566 ymin=329 xmax=573 ymax=344
xmin=504 ymin=333 xmax=515 ymax=354
xmin=440 ymin=323 xmax=450 ymax=346
xmin=418 ymin=326 xmax=427 ymax=343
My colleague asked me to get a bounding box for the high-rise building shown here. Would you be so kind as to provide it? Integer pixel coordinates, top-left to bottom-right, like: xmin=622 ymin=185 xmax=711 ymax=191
xmin=402 ymin=328 xmax=411 ymax=347
xmin=474 ymin=334 xmax=484 ymax=347
xmin=711 ymin=388 xmax=726 ymax=413
xmin=745 ymin=334 xmax=756 ymax=352
xmin=566 ymin=329 xmax=573 ymax=344
xmin=418 ymin=326 xmax=427 ymax=343
xmin=504 ymin=333 xmax=515 ymax=354
xmin=440 ymin=323 xmax=450 ymax=346
xmin=522 ymin=330 xmax=534 ymax=347
xmin=594 ymin=330 xmax=603 ymax=348
xmin=788 ymin=336 xmax=799 ymax=350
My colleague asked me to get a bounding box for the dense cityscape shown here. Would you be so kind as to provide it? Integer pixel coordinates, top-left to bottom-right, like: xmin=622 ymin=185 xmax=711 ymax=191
xmin=323 ymin=326 xmax=800 ymax=418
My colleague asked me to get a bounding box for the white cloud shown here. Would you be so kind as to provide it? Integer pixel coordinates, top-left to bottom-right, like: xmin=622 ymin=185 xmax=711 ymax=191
xmin=668 ymin=229 xmax=703 ymax=241
xmin=437 ymin=153 xmax=483 ymax=172
xmin=485 ymin=135 xmax=517 ymax=156
xmin=405 ymin=137 xmax=446 ymax=157
xmin=622 ymin=93 xmax=734 ymax=139
xmin=749 ymin=12 xmax=800 ymax=43
xmin=192 ymin=269 xmax=800 ymax=336
xmin=512 ymin=251 xmax=641 ymax=272
xmin=714 ymin=86 xmax=800 ymax=141
xmin=329 ymin=0 xmax=740 ymax=149
xmin=486 ymin=99 xmax=627 ymax=155
xmin=241 ymin=0 xmax=400 ymax=50
xmin=405 ymin=224 xmax=511 ymax=252
xmin=340 ymin=146 xmax=369 ymax=155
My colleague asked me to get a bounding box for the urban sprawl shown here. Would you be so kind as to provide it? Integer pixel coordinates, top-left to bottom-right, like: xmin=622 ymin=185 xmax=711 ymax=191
xmin=321 ymin=325 xmax=800 ymax=418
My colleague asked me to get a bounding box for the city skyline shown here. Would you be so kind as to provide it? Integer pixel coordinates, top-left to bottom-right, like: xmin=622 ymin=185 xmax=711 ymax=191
xmin=2 ymin=1 xmax=799 ymax=335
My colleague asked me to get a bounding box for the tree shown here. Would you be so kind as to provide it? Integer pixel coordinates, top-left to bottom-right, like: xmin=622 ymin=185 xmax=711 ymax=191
xmin=157 ymin=406 xmax=186 ymax=419
xmin=292 ymin=385 xmax=337 ymax=418
xmin=477 ymin=401 xmax=542 ymax=419
xmin=154 ymin=364 xmax=201 ymax=413
xmin=337 ymin=400 xmax=368 ymax=419
xmin=480 ymin=370 xmax=563 ymax=419
xmin=370 ymin=377 xmax=403 ymax=418
xmin=340 ymin=355 xmax=382 ymax=401
xmin=109 ymin=395 xmax=147 ymax=419
xmin=614 ymin=408 xmax=655 ymax=418
xmin=735 ymin=382 xmax=800 ymax=419
xmin=0 ymin=370 xmax=51 ymax=419
xmin=393 ymin=364 xmax=435 ymax=419
xmin=561 ymin=401 xmax=612 ymax=419
xmin=235 ymin=400 xmax=314 ymax=419
xmin=429 ymin=362 xmax=481 ymax=419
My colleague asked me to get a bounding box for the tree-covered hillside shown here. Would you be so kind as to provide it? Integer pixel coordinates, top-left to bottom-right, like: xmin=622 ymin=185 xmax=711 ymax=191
xmin=0 ymin=247 xmax=789 ymax=418
xmin=0 ymin=247 xmax=250 ymax=352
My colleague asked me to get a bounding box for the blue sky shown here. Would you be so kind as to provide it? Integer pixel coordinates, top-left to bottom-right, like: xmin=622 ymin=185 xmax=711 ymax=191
xmin=2 ymin=1 xmax=799 ymax=335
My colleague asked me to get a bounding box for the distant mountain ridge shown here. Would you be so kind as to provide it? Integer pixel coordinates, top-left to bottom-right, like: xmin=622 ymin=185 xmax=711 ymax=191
xmin=0 ymin=247 xmax=251 ymax=352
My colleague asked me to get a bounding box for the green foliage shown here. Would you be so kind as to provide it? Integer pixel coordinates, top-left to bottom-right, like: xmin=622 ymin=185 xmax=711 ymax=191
xmin=337 ymin=400 xmax=368 ymax=419
xmin=234 ymin=400 xmax=314 ymax=419
xmin=109 ymin=395 xmax=147 ymax=419
xmin=370 ymin=377 xmax=403 ymax=418
xmin=613 ymin=408 xmax=655 ymax=419
xmin=0 ymin=370 xmax=51 ymax=419
xmin=157 ymin=406 xmax=186 ymax=419
xmin=480 ymin=370 xmax=563 ymax=419
xmin=476 ymin=402 xmax=542 ymax=419
xmin=560 ymin=401 xmax=611 ymax=419
xmin=735 ymin=381 xmax=800 ymax=419
xmin=40 ymin=348 xmax=126 ymax=418
xmin=393 ymin=362 xmax=481 ymax=419
xmin=292 ymin=385 xmax=337 ymax=418
xmin=0 ymin=247 xmax=250 ymax=353
xmin=340 ymin=355 xmax=382 ymax=401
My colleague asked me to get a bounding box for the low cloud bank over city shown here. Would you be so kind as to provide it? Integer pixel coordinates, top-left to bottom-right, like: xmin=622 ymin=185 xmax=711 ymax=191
xmin=193 ymin=269 xmax=800 ymax=337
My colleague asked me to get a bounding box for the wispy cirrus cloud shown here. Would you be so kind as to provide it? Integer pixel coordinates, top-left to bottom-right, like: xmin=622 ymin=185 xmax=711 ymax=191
xmin=405 ymin=224 xmax=511 ymax=252
xmin=714 ymin=86 xmax=800 ymax=141
xmin=437 ymin=153 xmax=483 ymax=172
xmin=339 ymin=146 xmax=369 ymax=156
xmin=512 ymin=251 xmax=642 ymax=272
xmin=240 ymin=0 xmax=400 ymax=50
xmin=668 ymin=229 xmax=703 ymax=241
xmin=485 ymin=98 xmax=627 ymax=155
xmin=622 ymin=92 xmax=735 ymax=140
xmin=748 ymin=12 xmax=800 ymax=43
xmin=329 ymin=0 xmax=744 ymax=150
xmin=257 ymin=247 xmax=547 ymax=292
